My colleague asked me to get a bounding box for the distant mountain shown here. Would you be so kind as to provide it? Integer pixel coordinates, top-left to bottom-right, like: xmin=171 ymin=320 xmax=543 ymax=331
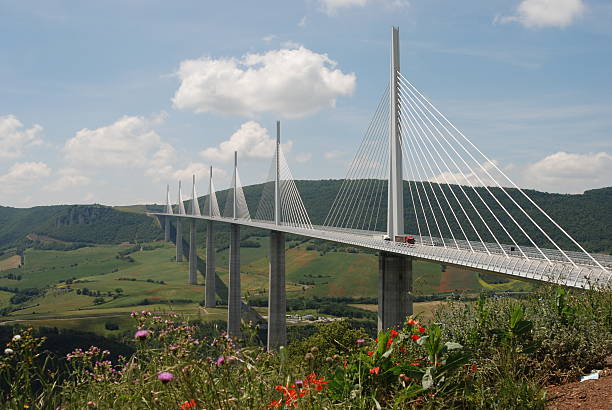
xmin=1 ymin=182 xmax=610 ymax=254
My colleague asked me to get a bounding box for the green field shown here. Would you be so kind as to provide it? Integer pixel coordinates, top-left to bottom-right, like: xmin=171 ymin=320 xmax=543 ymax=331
xmin=0 ymin=238 xmax=532 ymax=335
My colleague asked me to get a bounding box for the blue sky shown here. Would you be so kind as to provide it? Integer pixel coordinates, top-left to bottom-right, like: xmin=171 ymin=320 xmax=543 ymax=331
xmin=1 ymin=0 xmax=611 ymax=207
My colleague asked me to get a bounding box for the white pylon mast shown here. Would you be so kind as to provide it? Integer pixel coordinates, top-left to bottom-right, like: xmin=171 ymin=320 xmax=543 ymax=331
xmin=275 ymin=121 xmax=281 ymax=226
xmin=209 ymin=166 xmax=213 ymax=217
xmin=388 ymin=26 xmax=404 ymax=238
xmin=233 ymin=151 xmax=238 ymax=220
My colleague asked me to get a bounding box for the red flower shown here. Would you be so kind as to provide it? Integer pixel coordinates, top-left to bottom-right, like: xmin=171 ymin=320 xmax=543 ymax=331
xmin=268 ymin=400 xmax=282 ymax=408
xmin=367 ymin=351 xmax=374 ymax=357
xmin=179 ymin=400 xmax=197 ymax=410
xmin=410 ymin=334 xmax=420 ymax=341
xmin=410 ymin=362 xmax=420 ymax=366
xmin=469 ymin=365 xmax=478 ymax=371
xmin=386 ymin=339 xmax=393 ymax=348
xmin=370 ymin=367 xmax=381 ymax=375
xmin=390 ymin=329 xmax=399 ymax=338
xmin=418 ymin=327 xmax=426 ymax=333
xmin=407 ymin=319 xmax=418 ymax=326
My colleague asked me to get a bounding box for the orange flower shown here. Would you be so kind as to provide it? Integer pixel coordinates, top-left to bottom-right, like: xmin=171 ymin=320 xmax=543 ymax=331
xmin=267 ymin=400 xmax=282 ymax=408
xmin=410 ymin=334 xmax=420 ymax=341
xmin=179 ymin=399 xmax=197 ymax=410
xmin=369 ymin=367 xmax=381 ymax=375
xmin=407 ymin=319 xmax=418 ymax=326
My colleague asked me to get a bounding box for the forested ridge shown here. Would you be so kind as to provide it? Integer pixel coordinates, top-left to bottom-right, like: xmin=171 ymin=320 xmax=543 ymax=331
xmin=0 ymin=182 xmax=609 ymax=254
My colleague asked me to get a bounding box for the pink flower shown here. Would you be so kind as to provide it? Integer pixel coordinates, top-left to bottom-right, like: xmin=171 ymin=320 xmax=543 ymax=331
xmin=157 ymin=371 xmax=174 ymax=384
xmin=134 ymin=329 xmax=150 ymax=340
xmin=215 ymin=356 xmax=225 ymax=365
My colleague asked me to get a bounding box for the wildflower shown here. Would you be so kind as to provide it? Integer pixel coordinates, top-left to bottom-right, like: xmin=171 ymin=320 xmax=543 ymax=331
xmin=4 ymin=348 xmax=14 ymax=355
xmin=134 ymin=330 xmax=150 ymax=340
xmin=367 ymin=351 xmax=374 ymax=357
xmin=410 ymin=362 xmax=420 ymax=366
xmin=410 ymin=334 xmax=420 ymax=341
xmin=157 ymin=371 xmax=174 ymax=384
xmin=418 ymin=327 xmax=426 ymax=333
xmin=215 ymin=356 xmax=225 ymax=366
xmin=390 ymin=329 xmax=399 ymax=338
xmin=268 ymin=400 xmax=282 ymax=408
xmin=12 ymin=335 xmax=21 ymax=342
xmin=295 ymin=380 xmax=303 ymax=387
xmin=407 ymin=319 xmax=418 ymax=326
xmin=356 ymin=338 xmax=365 ymax=345
xmin=469 ymin=365 xmax=478 ymax=371
xmin=386 ymin=338 xmax=393 ymax=348
xmin=369 ymin=367 xmax=381 ymax=375
xmin=179 ymin=399 xmax=197 ymax=409
xmin=86 ymin=402 xmax=96 ymax=408
xmin=304 ymin=353 xmax=314 ymax=361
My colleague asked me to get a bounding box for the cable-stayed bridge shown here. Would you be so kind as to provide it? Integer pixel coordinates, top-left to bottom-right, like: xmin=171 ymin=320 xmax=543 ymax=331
xmin=150 ymin=27 xmax=611 ymax=351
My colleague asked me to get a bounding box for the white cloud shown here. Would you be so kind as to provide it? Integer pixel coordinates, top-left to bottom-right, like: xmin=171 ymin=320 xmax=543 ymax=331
xmin=295 ymin=152 xmax=312 ymax=163
xmin=262 ymin=34 xmax=276 ymax=42
xmin=172 ymin=46 xmax=356 ymax=118
xmin=324 ymin=151 xmax=343 ymax=159
xmin=0 ymin=162 xmax=51 ymax=189
xmin=498 ymin=0 xmax=585 ymax=28
xmin=45 ymin=168 xmax=91 ymax=192
xmin=200 ymin=121 xmax=292 ymax=163
xmin=0 ymin=115 xmax=43 ymax=159
xmin=429 ymin=161 xmax=499 ymax=187
xmin=319 ymin=0 xmax=407 ymax=15
xmin=64 ymin=114 xmax=172 ymax=168
xmin=522 ymin=152 xmax=612 ymax=193
xmin=298 ymin=16 xmax=307 ymax=27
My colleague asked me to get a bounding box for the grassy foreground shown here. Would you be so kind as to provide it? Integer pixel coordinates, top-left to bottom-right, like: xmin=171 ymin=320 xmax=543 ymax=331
xmin=0 ymin=285 xmax=610 ymax=409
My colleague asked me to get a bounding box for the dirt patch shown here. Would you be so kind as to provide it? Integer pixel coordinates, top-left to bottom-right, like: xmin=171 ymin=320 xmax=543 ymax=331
xmin=546 ymin=371 xmax=612 ymax=409
xmin=0 ymin=255 xmax=21 ymax=271
xmin=26 ymin=233 xmax=69 ymax=244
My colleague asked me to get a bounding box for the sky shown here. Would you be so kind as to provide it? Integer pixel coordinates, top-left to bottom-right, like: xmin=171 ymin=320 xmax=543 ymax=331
xmin=1 ymin=0 xmax=611 ymax=208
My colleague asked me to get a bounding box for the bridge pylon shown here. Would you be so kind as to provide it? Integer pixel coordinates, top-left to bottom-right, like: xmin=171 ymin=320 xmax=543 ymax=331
xmin=379 ymin=26 xmax=413 ymax=331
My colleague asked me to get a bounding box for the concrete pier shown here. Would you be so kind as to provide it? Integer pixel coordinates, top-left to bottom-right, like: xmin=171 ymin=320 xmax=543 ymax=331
xmin=267 ymin=231 xmax=286 ymax=351
xmin=188 ymin=219 xmax=197 ymax=285
xmin=228 ymin=224 xmax=241 ymax=338
xmin=378 ymin=252 xmax=412 ymax=331
xmin=205 ymin=220 xmax=216 ymax=308
xmin=164 ymin=216 xmax=171 ymax=242
xmin=175 ymin=218 xmax=183 ymax=262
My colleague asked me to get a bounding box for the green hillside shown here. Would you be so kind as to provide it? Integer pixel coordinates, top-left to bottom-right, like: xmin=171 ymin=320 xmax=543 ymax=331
xmin=0 ymin=204 xmax=162 ymax=252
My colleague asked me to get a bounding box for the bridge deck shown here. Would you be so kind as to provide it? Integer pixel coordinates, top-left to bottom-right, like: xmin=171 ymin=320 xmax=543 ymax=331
xmin=151 ymin=213 xmax=611 ymax=290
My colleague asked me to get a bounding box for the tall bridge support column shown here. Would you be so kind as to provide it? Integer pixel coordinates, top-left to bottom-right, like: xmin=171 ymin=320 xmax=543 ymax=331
xmin=164 ymin=216 xmax=171 ymax=242
xmin=175 ymin=218 xmax=183 ymax=262
xmin=188 ymin=219 xmax=197 ymax=285
xmin=205 ymin=220 xmax=216 ymax=308
xmin=267 ymin=231 xmax=286 ymax=351
xmin=228 ymin=224 xmax=241 ymax=338
xmin=378 ymin=252 xmax=412 ymax=331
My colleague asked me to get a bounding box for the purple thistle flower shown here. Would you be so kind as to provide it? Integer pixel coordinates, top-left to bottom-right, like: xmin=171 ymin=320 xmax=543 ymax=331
xmin=158 ymin=371 xmax=174 ymax=384
xmin=215 ymin=356 xmax=225 ymax=365
xmin=134 ymin=329 xmax=150 ymax=340
xmin=356 ymin=338 xmax=365 ymax=345
xmin=295 ymin=379 xmax=303 ymax=387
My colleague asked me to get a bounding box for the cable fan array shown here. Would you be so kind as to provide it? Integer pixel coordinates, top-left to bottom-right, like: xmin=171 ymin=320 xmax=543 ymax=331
xmin=395 ymin=72 xmax=605 ymax=271
xmin=324 ymin=87 xmax=390 ymax=233
xmin=203 ymin=178 xmax=221 ymax=218
xmin=223 ymin=168 xmax=250 ymax=220
xmin=255 ymin=145 xmax=312 ymax=229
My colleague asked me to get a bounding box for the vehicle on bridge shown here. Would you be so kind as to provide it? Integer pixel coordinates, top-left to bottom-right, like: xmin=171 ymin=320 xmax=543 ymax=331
xmin=382 ymin=235 xmax=416 ymax=244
